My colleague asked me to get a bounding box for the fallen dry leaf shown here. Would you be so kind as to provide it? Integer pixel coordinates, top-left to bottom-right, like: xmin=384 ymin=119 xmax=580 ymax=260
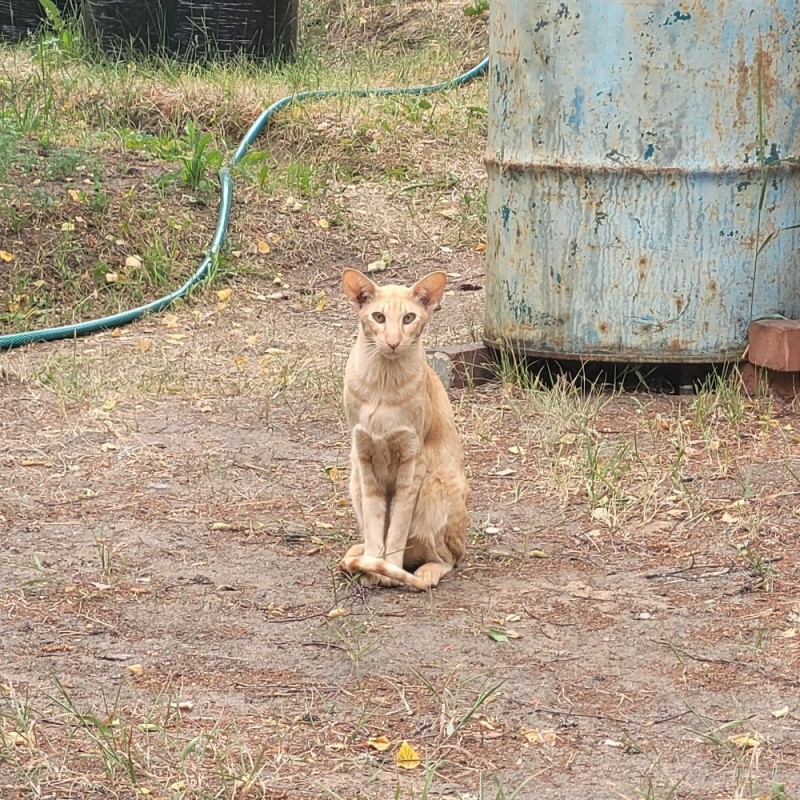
xmin=216 ymin=287 xmax=232 ymax=302
xmin=520 ymin=728 xmax=556 ymax=745
xmin=728 ymin=732 xmax=762 ymax=749
xmin=771 ymin=706 xmax=789 ymax=719
xmin=1 ymin=727 xmax=36 ymax=748
xmin=0 ymin=249 xmax=14 ymax=261
xmin=257 ymin=240 xmax=271 ymax=254
xmin=396 ymin=740 xmax=420 ymax=769
xmin=367 ymin=735 xmax=391 ymax=751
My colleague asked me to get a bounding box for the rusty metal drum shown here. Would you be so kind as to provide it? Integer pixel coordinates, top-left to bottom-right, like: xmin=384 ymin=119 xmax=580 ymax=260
xmin=484 ymin=2 xmax=800 ymax=362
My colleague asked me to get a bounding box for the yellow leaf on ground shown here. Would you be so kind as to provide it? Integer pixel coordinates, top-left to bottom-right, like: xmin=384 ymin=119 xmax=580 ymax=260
xmin=163 ymin=314 xmax=179 ymax=329
xmin=396 ymin=740 xmax=420 ymax=769
xmin=314 ymin=218 xmax=330 ymax=229
xmin=771 ymin=706 xmax=789 ymax=719
xmin=68 ymin=189 xmax=81 ymax=201
xmin=367 ymin=736 xmax=391 ymax=751
xmin=520 ymin=728 xmax=557 ymax=745
xmin=324 ymin=465 xmax=340 ymax=481
xmin=0 ymin=250 xmax=14 ymax=261
xmin=101 ymin=399 xmax=117 ymax=412
xmin=126 ymin=664 xmax=144 ymax=675
xmin=257 ymin=240 xmax=271 ymax=254
xmin=728 ymin=732 xmax=761 ymax=749
xmin=216 ymin=287 xmax=232 ymax=302
xmin=2 ymin=727 xmax=36 ymax=748
xmin=327 ymin=608 xmax=348 ymax=619
xmin=61 ymin=221 xmax=75 ymax=231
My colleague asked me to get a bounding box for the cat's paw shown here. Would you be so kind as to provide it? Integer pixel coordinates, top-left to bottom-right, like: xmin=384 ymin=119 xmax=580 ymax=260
xmin=413 ymin=562 xmax=450 ymax=589
xmin=361 ymin=572 xmax=402 ymax=589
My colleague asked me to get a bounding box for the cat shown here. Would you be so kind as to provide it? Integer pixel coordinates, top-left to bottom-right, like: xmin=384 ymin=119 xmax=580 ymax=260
xmin=338 ymin=268 xmax=469 ymax=591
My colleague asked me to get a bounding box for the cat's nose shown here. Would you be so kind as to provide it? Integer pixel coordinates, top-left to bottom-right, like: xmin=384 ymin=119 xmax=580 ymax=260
xmin=388 ymin=341 xmax=399 ymax=350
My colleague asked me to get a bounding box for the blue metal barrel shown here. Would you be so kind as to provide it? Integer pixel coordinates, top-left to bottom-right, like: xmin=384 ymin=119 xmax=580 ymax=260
xmin=485 ymin=2 xmax=800 ymax=362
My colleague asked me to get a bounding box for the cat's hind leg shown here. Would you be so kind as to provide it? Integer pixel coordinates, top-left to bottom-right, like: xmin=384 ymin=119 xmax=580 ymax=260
xmin=343 ymin=542 xmax=365 ymax=559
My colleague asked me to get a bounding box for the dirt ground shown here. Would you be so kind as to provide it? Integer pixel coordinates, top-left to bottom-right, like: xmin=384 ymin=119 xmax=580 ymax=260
xmin=2 ymin=266 xmax=800 ymax=799
xmin=2 ymin=3 xmax=800 ymax=799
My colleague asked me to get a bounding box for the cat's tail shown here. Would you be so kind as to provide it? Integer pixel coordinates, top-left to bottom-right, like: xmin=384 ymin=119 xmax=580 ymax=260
xmin=338 ymin=556 xmax=429 ymax=591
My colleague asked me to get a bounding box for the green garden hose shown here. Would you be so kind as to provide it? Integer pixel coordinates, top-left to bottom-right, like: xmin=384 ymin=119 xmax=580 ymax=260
xmin=0 ymin=56 xmax=489 ymax=351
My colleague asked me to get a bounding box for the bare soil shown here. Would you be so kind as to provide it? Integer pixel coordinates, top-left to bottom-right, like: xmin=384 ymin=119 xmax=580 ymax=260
xmin=2 ymin=270 xmax=800 ymax=798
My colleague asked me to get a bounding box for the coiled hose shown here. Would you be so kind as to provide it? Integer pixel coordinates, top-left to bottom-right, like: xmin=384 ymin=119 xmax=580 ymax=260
xmin=0 ymin=56 xmax=489 ymax=350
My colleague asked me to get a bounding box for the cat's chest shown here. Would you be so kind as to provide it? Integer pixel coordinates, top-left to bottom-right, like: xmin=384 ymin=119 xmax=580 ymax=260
xmin=355 ymin=401 xmax=418 ymax=437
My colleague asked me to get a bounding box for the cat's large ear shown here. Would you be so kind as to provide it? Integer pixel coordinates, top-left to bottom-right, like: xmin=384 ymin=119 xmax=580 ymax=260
xmin=342 ymin=269 xmax=378 ymax=310
xmin=411 ymin=271 xmax=447 ymax=309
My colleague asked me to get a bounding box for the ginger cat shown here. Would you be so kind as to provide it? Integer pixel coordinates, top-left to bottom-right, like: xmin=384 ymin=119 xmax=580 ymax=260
xmin=338 ymin=268 xmax=469 ymax=591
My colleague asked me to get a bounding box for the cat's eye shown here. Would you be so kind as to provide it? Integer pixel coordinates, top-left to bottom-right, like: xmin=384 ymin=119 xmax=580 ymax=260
xmin=402 ymin=313 xmax=416 ymax=325
xmin=372 ymin=312 xmax=385 ymax=323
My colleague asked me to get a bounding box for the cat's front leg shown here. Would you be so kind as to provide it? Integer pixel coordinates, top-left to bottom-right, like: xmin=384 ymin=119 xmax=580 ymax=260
xmin=383 ymin=428 xmax=422 ymax=572
xmin=352 ymin=427 xmax=396 ymax=586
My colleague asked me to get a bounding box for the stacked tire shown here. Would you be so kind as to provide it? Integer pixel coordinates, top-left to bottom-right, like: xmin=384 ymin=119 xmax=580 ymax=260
xmin=1 ymin=0 xmax=74 ymax=40
xmin=80 ymin=0 xmax=298 ymax=60
xmin=81 ymin=0 xmax=175 ymax=53
xmin=174 ymin=0 xmax=297 ymax=60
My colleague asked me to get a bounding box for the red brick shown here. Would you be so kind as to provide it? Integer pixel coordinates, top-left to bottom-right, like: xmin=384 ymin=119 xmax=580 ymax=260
xmin=426 ymin=343 xmax=495 ymax=389
xmin=748 ymin=319 xmax=800 ymax=372
xmin=740 ymin=362 xmax=800 ymax=403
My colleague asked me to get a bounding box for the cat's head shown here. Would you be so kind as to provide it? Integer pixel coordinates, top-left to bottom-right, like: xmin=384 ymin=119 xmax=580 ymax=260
xmin=341 ymin=269 xmax=447 ymax=358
